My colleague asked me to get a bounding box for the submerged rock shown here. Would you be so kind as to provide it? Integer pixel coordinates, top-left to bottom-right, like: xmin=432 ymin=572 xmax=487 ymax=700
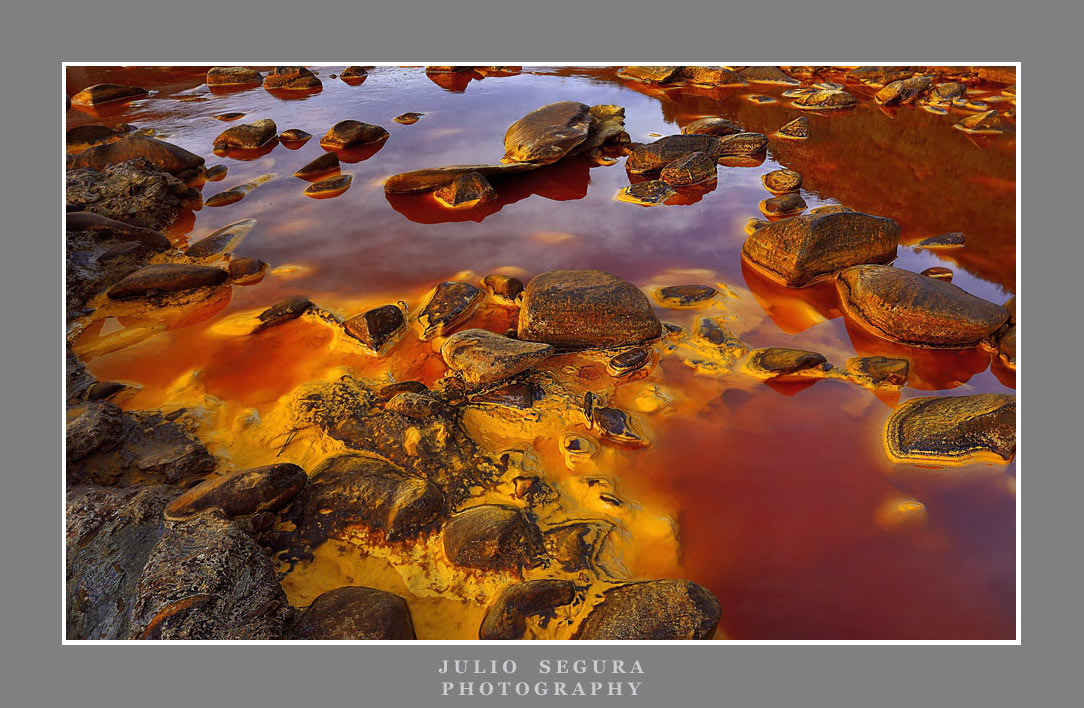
xmin=67 ymin=123 xmax=134 ymax=151
xmin=590 ymin=404 xmax=648 ymax=446
xmin=916 ymin=232 xmax=966 ymax=249
xmin=607 ymin=347 xmax=650 ymax=376
xmin=518 ymin=270 xmax=661 ymax=348
xmin=760 ymin=193 xmax=807 ymax=216
xmin=290 ymin=454 xmax=444 ymax=544
xmin=70 ymin=83 xmax=148 ymax=106
xmin=394 ymin=112 xmax=424 ymax=124
xmin=660 ymin=151 xmax=716 ymax=186
xmin=626 ymin=134 xmax=724 ymax=174
xmin=442 ymin=504 xmax=544 ymax=571
xmin=762 ymin=168 xmax=803 ymax=194
xmin=955 ymin=110 xmax=1004 ymax=134
xmin=742 ymin=211 xmax=900 ymax=287
xmin=383 ymin=163 xmax=539 ymax=193
xmin=836 ymin=265 xmax=1010 ymax=348
xmin=185 ymin=218 xmax=256 ymax=260
xmin=921 ymin=266 xmax=954 ymax=281
xmin=304 ymin=174 xmax=352 ymax=198
xmin=738 ymin=66 xmax=799 ymax=85
xmin=776 ymin=115 xmax=809 ymax=139
xmin=206 ymin=67 xmax=263 ymax=86
xmin=227 ymin=257 xmax=268 ymax=285
xmin=340 ymin=66 xmax=369 ymax=79
xmin=884 ymin=394 xmax=1016 ymax=465
xmin=434 ymin=171 xmax=497 ymax=207
xmin=417 ymin=281 xmax=484 ymax=340
xmin=71 ymin=136 xmax=205 ymax=176
xmin=128 ymin=514 xmax=292 ymax=639
xmin=343 ymin=304 xmax=406 ymax=354
xmin=320 ymin=120 xmax=389 ymax=148
xmin=294 ymin=151 xmax=340 ymax=179
xmin=717 ymin=132 xmax=769 ymax=156
xmin=480 ymin=580 xmax=576 ymax=640
xmin=441 ymin=329 xmax=554 ymax=386
xmin=163 ymin=463 xmax=308 ymax=521
xmin=289 ymin=587 xmax=416 ymax=640
xmin=106 ymin=264 xmax=228 ymax=300
xmin=745 ymin=347 xmax=829 ymax=379
xmin=254 ymin=296 xmax=313 ymax=332
xmin=573 ymin=579 xmax=721 ymax=640
xmin=502 ymin=101 xmax=592 ymax=164
xmin=694 ymin=317 xmax=747 ymax=357
xmin=656 ymin=285 xmax=717 ymax=307
xmin=279 ymin=128 xmax=312 ymax=143
xmin=617 ymin=180 xmax=677 ymax=206
xmin=264 ymin=66 xmax=322 ymax=90
xmin=793 ymin=89 xmax=857 ymax=110
xmin=213 ymin=118 xmax=277 ymax=150
xmin=845 ymin=356 xmax=910 ymax=386
xmin=681 ymin=117 xmax=743 ymax=137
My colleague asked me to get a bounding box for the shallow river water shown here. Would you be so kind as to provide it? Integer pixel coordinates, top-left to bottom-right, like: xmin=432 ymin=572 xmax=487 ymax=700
xmin=67 ymin=65 xmax=1016 ymax=640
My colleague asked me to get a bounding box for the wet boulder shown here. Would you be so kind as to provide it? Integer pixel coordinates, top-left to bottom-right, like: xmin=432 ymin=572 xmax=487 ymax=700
xmin=745 ymin=347 xmax=829 ymax=379
xmin=847 ymin=66 xmax=917 ymax=85
xmin=762 ymin=169 xmax=802 ymax=194
xmin=213 ymin=118 xmax=277 ymax=150
xmin=845 ymin=356 xmax=909 ymax=386
xmin=955 ymin=110 xmax=1004 ymax=134
xmin=793 ymin=89 xmax=857 ymax=110
xmin=607 ymin=347 xmax=649 ymax=376
xmin=617 ymin=66 xmax=681 ymax=84
xmin=738 ymin=66 xmax=799 ymax=85
xmin=264 ymin=66 xmax=322 ymax=90
xmin=206 ymin=67 xmax=263 ymax=86
xmin=344 ymin=304 xmax=406 ymax=355
xmin=163 ymin=463 xmax=308 ymax=521
xmin=502 ymin=101 xmax=592 ymax=165
xmin=290 ymin=454 xmax=444 ymax=544
xmin=319 ymin=120 xmax=389 ymax=148
xmin=570 ymin=104 xmax=629 ymax=155
xmin=70 ymin=83 xmax=148 ymax=106
xmin=573 ymin=579 xmax=721 ymax=640
xmin=294 ymin=151 xmax=340 ymax=179
xmin=128 ymin=514 xmax=292 ymax=639
xmin=742 ymin=211 xmax=900 ymax=287
xmin=384 ymin=163 xmax=539 ymax=193
xmin=480 ymin=580 xmax=575 ymax=640
xmin=394 ymin=112 xmax=424 ymax=124
xmin=254 ymin=296 xmax=313 ymax=332
xmin=442 ymin=504 xmax=545 ymax=571
xmin=340 ymin=66 xmax=369 ymax=79
xmin=227 ymin=257 xmax=268 ymax=285
xmin=836 ymin=265 xmax=1010 ymax=348
xmin=682 ymin=117 xmax=743 ymax=137
xmin=185 ymin=218 xmax=256 ymax=260
xmin=441 ymin=328 xmax=554 ymax=386
xmin=304 ymin=174 xmax=352 ymax=198
xmin=760 ymin=193 xmax=807 ymax=216
xmin=876 ymin=75 xmax=933 ymax=106
xmin=660 ymin=151 xmax=716 ymax=186
xmin=66 ymin=211 xmax=170 ymax=251
xmin=717 ymin=132 xmax=769 ymax=156
xmin=106 ymin=263 xmax=228 ymax=300
xmin=884 ymin=393 xmax=1016 ymax=465
xmin=625 ymin=134 xmax=724 ymax=174
xmin=66 ymin=484 xmax=180 ymax=639
xmin=279 ymin=128 xmax=312 ymax=143
xmin=417 ymin=281 xmax=484 ymax=340
xmin=434 ymin=171 xmax=497 ymax=207
xmin=70 ymin=136 xmax=205 ymax=176
xmin=518 ymin=270 xmax=662 ymax=348
xmin=617 ymin=180 xmax=677 ymax=206
xmin=776 ymin=116 xmax=809 ymax=139
xmin=289 ymin=587 xmax=416 ymax=640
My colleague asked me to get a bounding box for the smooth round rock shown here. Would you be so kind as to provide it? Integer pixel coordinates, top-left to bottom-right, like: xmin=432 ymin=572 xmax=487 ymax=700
xmin=294 ymin=151 xmax=339 ymax=179
xmin=70 ymin=84 xmax=148 ymax=106
xmin=213 ymin=119 xmax=278 ymax=150
xmin=656 ymin=284 xmax=717 ymax=307
xmin=304 ymin=174 xmax=352 ymax=198
xmin=106 ymin=264 xmax=228 ymax=300
xmin=573 ymin=579 xmax=721 ymax=640
xmin=617 ymin=180 xmax=677 ymax=206
xmin=227 ymin=257 xmax=268 ymax=285
xmin=503 ymin=101 xmax=592 ymax=164
xmin=263 ymin=66 xmax=321 ymax=90
xmin=762 ymin=169 xmax=803 ymax=194
xmin=760 ymin=193 xmax=807 ymax=216
xmin=884 ymin=394 xmax=1016 ymax=465
xmin=479 ymin=580 xmax=575 ymax=640
xmin=290 ymin=587 xmax=416 ymax=640
xmin=71 ymin=136 xmax=205 ymax=176
xmin=442 ymin=505 xmax=544 ymax=571
xmin=746 ymin=347 xmax=829 ymax=378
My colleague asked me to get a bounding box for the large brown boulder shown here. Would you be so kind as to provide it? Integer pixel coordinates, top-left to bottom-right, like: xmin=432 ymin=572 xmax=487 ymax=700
xmin=163 ymin=463 xmax=308 ymax=521
xmin=502 ymin=101 xmax=592 ymax=164
xmin=883 ymin=394 xmax=1016 ymax=465
xmin=836 ymin=265 xmax=1010 ymax=348
xmin=742 ymin=211 xmax=900 ymax=287
xmin=289 ymin=587 xmax=417 ymax=640
xmin=441 ymin=329 xmax=554 ymax=386
xmin=206 ymin=67 xmax=263 ymax=86
xmin=70 ymin=136 xmax=205 ymax=176
xmin=573 ymin=579 xmax=721 ymax=640
xmin=442 ymin=504 xmax=544 ymax=571
xmin=319 ymin=120 xmax=389 ymax=148
xmin=106 ymin=263 xmax=228 ymax=300
xmin=677 ymin=66 xmax=746 ymax=87
xmin=479 ymin=580 xmax=575 ymax=640
xmin=517 ymin=270 xmax=662 ymax=348
xmin=263 ymin=66 xmax=321 ymax=90
xmin=213 ymin=119 xmax=278 ymax=150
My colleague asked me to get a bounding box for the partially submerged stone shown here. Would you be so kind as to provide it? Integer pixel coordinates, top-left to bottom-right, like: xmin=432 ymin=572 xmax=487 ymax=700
xmin=625 ymin=134 xmax=724 ymax=174
xmin=617 ymin=180 xmax=677 ymax=206
xmin=876 ymin=75 xmax=933 ymax=105
xmin=590 ymin=404 xmax=649 ymax=447
xmin=482 ymin=274 xmax=524 ymax=302
xmin=793 ymin=89 xmax=857 ymax=110
xmin=677 ymin=66 xmax=746 ymax=87
xmin=776 ymin=115 xmax=810 ymax=139
xmin=921 ymin=266 xmax=954 ymax=282
xmin=917 ymin=232 xmax=966 ymax=249
xmin=760 ymin=193 xmax=807 ymax=216
xmin=434 ymin=171 xmax=497 ymax=207
xmin=70 ymin=83 xmax=148 ymax=106
xmin=320 ymin=119 xmax=389 ymax=148
xmin=264 ymin=66 xmax=322 ymax=90
xmin=164 ymin=463 xmax=308 ymax=521
xmin=682 ymin=117 xmax=743 ymax=137
xmin=289 ymin=587 xmax=416 ymax=640
xmin=214 ymin=112 xmax=246 ymax=121
xmin=66 ymin=211 xmax=170 ymax=251
xmin=304 ymin=174 xmax=352 ymax=198
xmin=442 ymin=504 xmax=544 ymax=571
xmin=502 ymin=101 xmax=592 ymax=164
xmin=955 ymin=110 xmax=1004 ymax=134
xmin=441 ymin=329 xmax=554 ymax=386
xmin=106 ymin=263 xmax=228 ymax=300
xmin=384 ymin=163 xmax=539 ymax=193
xmin=128 ymin=514 xmax=292 ymax=639
xmin=71 ymin=136 xmax=205 ymax=176
xmin=374 ymin=380 xmax=429 ymax=400
xmin=660 ymin=151 xmax=716 ymax=186
xmin=206 ymin=67 xmax=263 ymax=86
xmin=884 ymin=394 xmax=1016 ymax=465
xmin=480 ymin=580 xmax=576 ymax=640
xmin=185 ymin=218 xmax=256 ymax=259
xmin=340 ymin=66 xmax=369 ymax=79
xmin=846 ymin=356 xmax=910 ymax=387
xmin=294 ymin=151 xmax=340 ymax=179
xmin=518 ymin=270 xmax=662 ymax=348
xmin=204 ymin=164 xmax=228 ymax=181
xmin=836 ymin=265 xmax=1010 ymax=348
xmin=254 ymin=296 xmax=313 ymax=332
xmin=617 ymin=66 xmax=682 ymax=84
xmin=227 ymin=257 xmax=268 ymax=285
xmin=394 ymin=112 xmax=424 ymax=124
xmin=417 ymin=281 xmax=484 ymax=340
xmin=693 ymin=317 xmax=748 ymax=358
xmin=291 ymin=454 xmax=444 ymax=544
xmin=66 ymin=123 xmax=134 ymax=151
xmin=762 ymin=169 xmax=803 ymax=194
xmin=738 ymin=66 xmax=799 ymax=85
xmin=996 ymin=324 xmax=1016 ymax=369
xmin=344 ymin=304 xmax=407 ymax=354
xmin=279 ymin=128 xmax=312 ymax=143
xmin=745 ymin=347 xmax=830 ymax=380
xmin=742 ymin=211 xmax=900 ymax=287
xmin=213 ymin=119 xmax=278 ymax=150
xmin=573 ymin=579 xmax=721 ymax=640
xmin=717 ymin=132 xmax=769 ymax=156
xmin=656 ymin=284 xmax=717 ymax=307
xmin=607 ymin=347 xmax=650 ymax=377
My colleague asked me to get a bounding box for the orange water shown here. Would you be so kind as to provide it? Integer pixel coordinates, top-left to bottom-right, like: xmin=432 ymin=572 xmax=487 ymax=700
xmin=68 ymin=66 xmax=1016 ymax=639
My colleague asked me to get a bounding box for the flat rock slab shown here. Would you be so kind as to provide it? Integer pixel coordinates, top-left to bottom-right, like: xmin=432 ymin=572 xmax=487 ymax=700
xmin=762 ymin=169 xmax=803 ymax=194
xmin=71 ymin=136 xmax=205 ymax=175
xmin=836 ymin=265 xmax=1010 ymax=348
xmin=518 ymin=270 xmax=662 ymax=348
xmin=294 ymin=151 xmax=340 ymax=179
xmin=503 ymin=101 xmax=592 ymax=164
xmin=777 ymin=116 xmax=810 ymax=139
xmin=681 ymin=117 xmax=743 ymax=137
xmin=289 ymin=586 xmax=416 ymax=640
xmin=742 ymin=211 xmax=900 ymax=287
xmin=656 ymin=285 xmax=717 ymax=307
xmin=573 ymin=579 xmax=721 ymax=640
xmin=845 ymin=356 xmax=910 ymax=386
xmin=206 ymin=67 xmax=263 ymax=86
xmin=441 ymin=328 xmax=554 ymax=386
xmin=793 ymin=89 xmax=857 ymax=110
xmin=884 ymin=393 xmax=1016 ymax=465
xmin=442 ymin=504 xmax=544 ymax=571
xmin=106 ymin=263 xmax=228 ymax=300
xmin=163 ymin=463 xmax=308 ymax=521
xmin=761 ymin=193 xmax=807 ymax=216
xmin=384 ymin=163 xmax=539 ymax=193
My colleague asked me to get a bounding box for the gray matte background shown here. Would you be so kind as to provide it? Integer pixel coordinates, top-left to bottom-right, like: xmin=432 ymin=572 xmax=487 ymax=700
xmin=3 ymin=1 xmax=1079 ymax=706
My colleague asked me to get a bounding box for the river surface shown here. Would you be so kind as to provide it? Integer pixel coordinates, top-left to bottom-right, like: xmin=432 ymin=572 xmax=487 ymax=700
xmin=67 ymin=65 xmax=1017 ymax=640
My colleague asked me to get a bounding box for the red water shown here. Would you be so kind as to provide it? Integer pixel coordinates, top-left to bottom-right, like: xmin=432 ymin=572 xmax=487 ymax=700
xmin=67 ymin=66 xmax=1017 ymax=639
